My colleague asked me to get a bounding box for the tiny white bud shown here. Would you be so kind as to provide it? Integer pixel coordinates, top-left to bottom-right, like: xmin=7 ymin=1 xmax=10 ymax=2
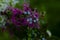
xmin=33 ymin=20 xmax=36 ymax=22
xmin=24 ymin=11 xmax=27 ymax=14
xmin=28 ymin=11 xmax=30 ymax=15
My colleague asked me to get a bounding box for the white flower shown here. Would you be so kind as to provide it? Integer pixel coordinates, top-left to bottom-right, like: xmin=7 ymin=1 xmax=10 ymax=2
xmin=0 ymin=15 xmax=6 ymax=28
xmin=0 ymin=0 xmax=9 ymax=12
xmin=0 ymin=3 xmax=8 ymax=12
xmin=0 ymin=0 xmax=10 ymax=3
xmin=11 ymin=0 xmax=19 ymax=7
xmin=0 ymin=0 xmax=19 ymax=11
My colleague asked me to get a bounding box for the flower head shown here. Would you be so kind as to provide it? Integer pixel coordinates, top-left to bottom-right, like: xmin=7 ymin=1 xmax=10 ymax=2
xmin=8 ymin=3 xmax=40 ymax=29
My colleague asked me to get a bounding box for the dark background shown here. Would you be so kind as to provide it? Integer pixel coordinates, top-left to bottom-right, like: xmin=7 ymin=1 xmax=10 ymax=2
xmin=30 ymin=0 xmax=60 ymax=38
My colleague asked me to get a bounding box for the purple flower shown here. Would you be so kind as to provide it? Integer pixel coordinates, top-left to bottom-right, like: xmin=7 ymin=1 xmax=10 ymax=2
xmin=23 ymin=3 xmax=31 ymax=12
xmin=8 ymin=4 xmax=40 ymax=29
xmin=26 ymin=14 xmax=39 ymax=29
xmin=8 ymin=6 xmax=23 ymax=15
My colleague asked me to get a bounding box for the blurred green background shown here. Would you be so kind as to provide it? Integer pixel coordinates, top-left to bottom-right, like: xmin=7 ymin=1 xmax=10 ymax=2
xmin=30 ymin=0 xmax=60 ymax=38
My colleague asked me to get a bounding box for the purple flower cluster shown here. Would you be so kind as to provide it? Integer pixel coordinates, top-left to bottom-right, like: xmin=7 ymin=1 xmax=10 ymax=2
xmin=9 ymin=3 xmax=40 ymax=29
